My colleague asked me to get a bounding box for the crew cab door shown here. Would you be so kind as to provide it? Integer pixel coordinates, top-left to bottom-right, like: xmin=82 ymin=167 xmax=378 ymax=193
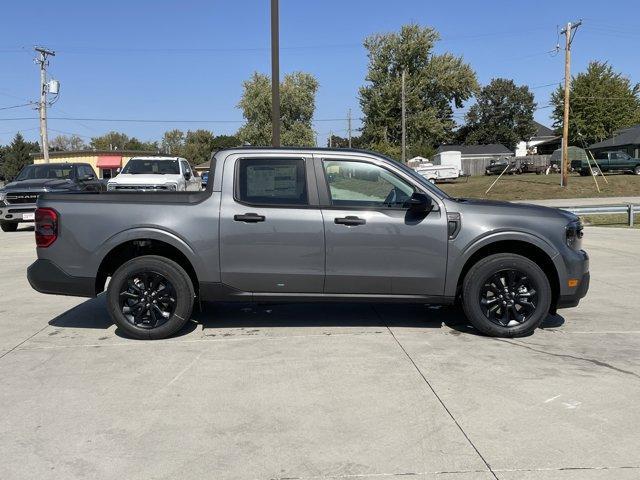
xmin=315 ymin=154 xmax=448 ymax=296
xmin=219 ymin=154 xmax=325 ymax=293
xmin=76 ymin=165 xmax=103 ymax=191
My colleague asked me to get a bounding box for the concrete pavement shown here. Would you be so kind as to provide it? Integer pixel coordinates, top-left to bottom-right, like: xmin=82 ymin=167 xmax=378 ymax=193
xmin=1 ymin=225 xmax=639 ymax=479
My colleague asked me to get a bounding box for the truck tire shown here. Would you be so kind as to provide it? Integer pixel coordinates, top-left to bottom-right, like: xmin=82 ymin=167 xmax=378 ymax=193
xmin=0 ymin=221 xmax=18 ymax=232
xmin=634 ymin=165 xmax=640 ymax=175
xmin=461 ymin=253 xmax=551 ymax=337
xmin=107 ymin=255 xmax=195 ymax=340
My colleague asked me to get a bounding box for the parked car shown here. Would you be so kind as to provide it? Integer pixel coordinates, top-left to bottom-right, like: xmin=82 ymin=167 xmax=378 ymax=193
xmin=107 ymin=156 xmax=201 ymax=192
xmin=518 ymin=160 xmax=549 ymax=175
xmin=0 ymin=163 xmax=104 ymax=232
xmin=200 ymin=172 xmax=209 ymax=188
xmin=485 ymin=158 xmax=518 ymax=175
xmin=28 ymin=147 xmax=589 ymax=340
xmin=572 ymin=150 xmax=640 ymax=176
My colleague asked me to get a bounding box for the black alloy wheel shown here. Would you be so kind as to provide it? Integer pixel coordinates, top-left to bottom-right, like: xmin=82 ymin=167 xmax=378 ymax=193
xmin=479 ymin=269 xmax=538 ymax=327
xmin=119 ymin=271 xmax=177 ymax=329
xmin=461 ymin=253 xmax=551 ymax=337
xmin=107 ymin=255 xmax=194 ymax=339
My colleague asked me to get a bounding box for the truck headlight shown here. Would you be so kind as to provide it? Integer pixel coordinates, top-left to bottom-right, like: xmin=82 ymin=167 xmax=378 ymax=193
xmin=566 ymin=220 xmax=584 ymax=250
xmin=0 ymin=191 xmax=6 ymax=207
xmin=167 ymin=183 xmax=177 ymax=191
xmin=107 ymin=184 xmax=116 ymax=191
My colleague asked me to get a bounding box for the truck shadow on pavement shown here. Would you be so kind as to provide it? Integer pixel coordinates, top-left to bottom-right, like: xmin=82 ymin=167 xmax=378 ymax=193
xmin=48 ymin=294 xmax=565 ymax=339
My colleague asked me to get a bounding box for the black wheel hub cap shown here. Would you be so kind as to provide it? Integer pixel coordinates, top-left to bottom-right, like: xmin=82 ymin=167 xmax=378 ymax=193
xmin=119 ymin=271 xmax=177 ymax=329
xmin=479 ymin=269 xmax=538 ymax=327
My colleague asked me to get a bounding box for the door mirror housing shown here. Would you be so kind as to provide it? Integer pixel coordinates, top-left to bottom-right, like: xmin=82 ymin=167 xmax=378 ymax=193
xmin=407 ymin=192 xmax=433 ymax=212
xmin=184 ymin=171 xmax=192 ymax=180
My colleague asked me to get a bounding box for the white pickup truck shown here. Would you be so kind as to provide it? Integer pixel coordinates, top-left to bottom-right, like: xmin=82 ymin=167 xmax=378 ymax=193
xmin=107 ymin=156 xmax=201 ymax=192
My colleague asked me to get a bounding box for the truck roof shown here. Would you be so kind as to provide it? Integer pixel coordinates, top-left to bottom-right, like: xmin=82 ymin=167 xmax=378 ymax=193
xmin=129 ymin=156 xmax=185 ymax=161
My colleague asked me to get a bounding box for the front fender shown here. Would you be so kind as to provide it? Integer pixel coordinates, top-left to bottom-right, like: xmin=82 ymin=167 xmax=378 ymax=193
xmin=444 ymin=229 xmax=564 ymax=297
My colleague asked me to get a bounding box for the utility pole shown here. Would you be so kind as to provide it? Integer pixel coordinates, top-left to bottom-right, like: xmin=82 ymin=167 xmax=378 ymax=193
xmin=401 ymin=69 xmax=407 ymax=163
xmin=270 ymin=0 xmax=281 ymax=147
xmin=35 ymin=46 xmax=55 ymax=163
xmin=347 ymin=108 xmax=352 ymax=148
xmin=560 ymin=20 xmax=582 ymax=187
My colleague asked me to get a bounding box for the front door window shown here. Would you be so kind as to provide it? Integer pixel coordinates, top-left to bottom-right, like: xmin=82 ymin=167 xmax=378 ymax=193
xmin=322 ymin=160 xmax=414 ymax=208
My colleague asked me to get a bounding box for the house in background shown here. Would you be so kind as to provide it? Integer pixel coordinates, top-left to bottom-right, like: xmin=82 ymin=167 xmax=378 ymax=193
xmin=515 ymin=121 xmax=561 ymax=156
xmin=589 ymin=124 xmax=640 ymax=158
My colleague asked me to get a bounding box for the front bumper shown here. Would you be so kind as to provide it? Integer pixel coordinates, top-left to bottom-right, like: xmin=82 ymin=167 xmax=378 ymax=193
xmin=27 ymin=259 xmax=96 ymax=298
xmin=556 ymin=250 xmax=590 ymax=310
xmin=0 ymin=203 xmax=36 ymax=222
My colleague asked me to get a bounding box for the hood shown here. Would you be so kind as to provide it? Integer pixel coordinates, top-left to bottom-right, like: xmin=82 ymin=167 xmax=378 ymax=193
xmin=2 ymin=178 xmax=77 ymax=192
xmin=108 ymin=174 xmax=180 ymax=185
xmin=448 ymin=197 xmax=578 ymax=222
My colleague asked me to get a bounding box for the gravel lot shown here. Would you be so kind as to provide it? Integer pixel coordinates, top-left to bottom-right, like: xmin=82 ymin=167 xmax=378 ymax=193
xmin=1 ymin=225 xmax=639 ymax=480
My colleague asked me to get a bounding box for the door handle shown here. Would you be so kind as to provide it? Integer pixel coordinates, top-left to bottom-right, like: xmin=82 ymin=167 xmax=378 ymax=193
xmin=234 ymin=213 xmax=265 ymax=223
xmin=334 ymin=216 xmax=366 ymax=226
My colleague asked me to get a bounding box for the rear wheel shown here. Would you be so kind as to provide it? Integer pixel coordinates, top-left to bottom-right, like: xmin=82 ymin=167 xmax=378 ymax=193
xmin=107 ymin=255 xmax=194 ymax=339
xmin=0 ymin=221 xmax=18 ymax=232
xmin=462 ymin=253 xmax=551 ymax=337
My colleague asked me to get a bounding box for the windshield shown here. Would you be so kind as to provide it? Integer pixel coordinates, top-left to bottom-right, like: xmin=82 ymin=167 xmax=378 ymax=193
xmin=121 ymin=159 xmax=180 ymax=175
xmin=15 ymin=164 xmax=74 ymax=181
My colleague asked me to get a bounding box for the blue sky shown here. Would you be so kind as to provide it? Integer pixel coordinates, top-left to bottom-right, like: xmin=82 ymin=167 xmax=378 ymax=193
xmin=1 ymin=0 xmax=639 ymax=146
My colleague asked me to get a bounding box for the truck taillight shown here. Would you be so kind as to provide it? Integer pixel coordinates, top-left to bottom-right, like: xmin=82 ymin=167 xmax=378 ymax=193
xmin=35 ymin=208 xmax=58 ymax=248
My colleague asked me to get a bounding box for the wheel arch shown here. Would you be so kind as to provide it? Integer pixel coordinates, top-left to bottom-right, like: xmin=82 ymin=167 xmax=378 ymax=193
xmin=449 ymin=235 xmax=562 ymax=312
xmin=95 ymin=229 xmax=201 ymax=296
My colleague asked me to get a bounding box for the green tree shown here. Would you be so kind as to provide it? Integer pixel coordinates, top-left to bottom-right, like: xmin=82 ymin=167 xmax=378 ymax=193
xmin=326 ymin=134 xmax=364 ymax=149
xmin=460 ymin=78 xmax=537 ymax=150
xmin=161 ymin=129 xmax=185 ymax=156
xmin=90 ymin=131 xmax=157 ymax=151
xmin=2 ymin=133 xmax=40 ymax=180
xmin=551 ymin=61 xmax=640 ymax=145
xmin=237 ymin=71 xmax=319 ymax=147
xmin=183 ymin=129 xmax=216 ymax=166
xmin=359 ymin=24 xmax=478 ymax=157
xmin=50 ymin=134 xmax=87 ymax=151
xmin=211 ymin=134 xmax=241 ymax=150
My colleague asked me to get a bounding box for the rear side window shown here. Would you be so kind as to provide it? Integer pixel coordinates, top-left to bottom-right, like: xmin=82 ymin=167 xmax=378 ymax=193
xmin=237 ymin=158 xmax=308 ymax=206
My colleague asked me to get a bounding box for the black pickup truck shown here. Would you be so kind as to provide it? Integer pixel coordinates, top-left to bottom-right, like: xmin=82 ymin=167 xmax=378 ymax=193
xmin=0 ymin=163 xmax=105 ymax=231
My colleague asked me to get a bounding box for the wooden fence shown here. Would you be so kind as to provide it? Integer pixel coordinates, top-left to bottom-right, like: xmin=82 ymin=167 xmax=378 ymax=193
xmin=461 ymin=155 xmax=551 ymax=176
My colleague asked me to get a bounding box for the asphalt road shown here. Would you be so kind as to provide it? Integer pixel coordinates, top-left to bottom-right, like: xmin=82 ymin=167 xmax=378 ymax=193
xmin=1 ymin=225 xmax=639 ymax=480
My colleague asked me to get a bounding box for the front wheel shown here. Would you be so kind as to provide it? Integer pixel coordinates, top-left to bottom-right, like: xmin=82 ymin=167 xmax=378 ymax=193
xmin=634 ymin=165 xmax=640 ymax=175
xmin=462 ymin=253 xmax=551 ymax=337
xmin=107 ymin=255 xmax=194 ymax=339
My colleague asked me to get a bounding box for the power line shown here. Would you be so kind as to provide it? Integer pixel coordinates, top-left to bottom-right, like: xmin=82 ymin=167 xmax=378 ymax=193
xmin=0 ymin=102 xmax=34 ymax=111
xmin=0 ymin=115 xmax=350 ymax=124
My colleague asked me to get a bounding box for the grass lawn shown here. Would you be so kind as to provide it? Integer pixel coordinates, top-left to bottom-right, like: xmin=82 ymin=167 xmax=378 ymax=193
xmin=438 ymin=173 xmax=640 ymax=201
xmin=579 ymin=213 xmax=639 ymax=229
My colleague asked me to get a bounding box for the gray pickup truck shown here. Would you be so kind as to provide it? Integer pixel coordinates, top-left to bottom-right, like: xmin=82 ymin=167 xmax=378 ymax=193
xmin=27 ymin=147 xmax=589 ymax=339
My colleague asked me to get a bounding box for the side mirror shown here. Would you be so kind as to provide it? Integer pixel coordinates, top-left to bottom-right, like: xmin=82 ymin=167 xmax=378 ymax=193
xmin=116 ymin=168 xmax=121 ymax=174
xmin=184 ymin=171 xmax=192 ymax=180
xmin=407 ymin=192 xmax=432 ymax=212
